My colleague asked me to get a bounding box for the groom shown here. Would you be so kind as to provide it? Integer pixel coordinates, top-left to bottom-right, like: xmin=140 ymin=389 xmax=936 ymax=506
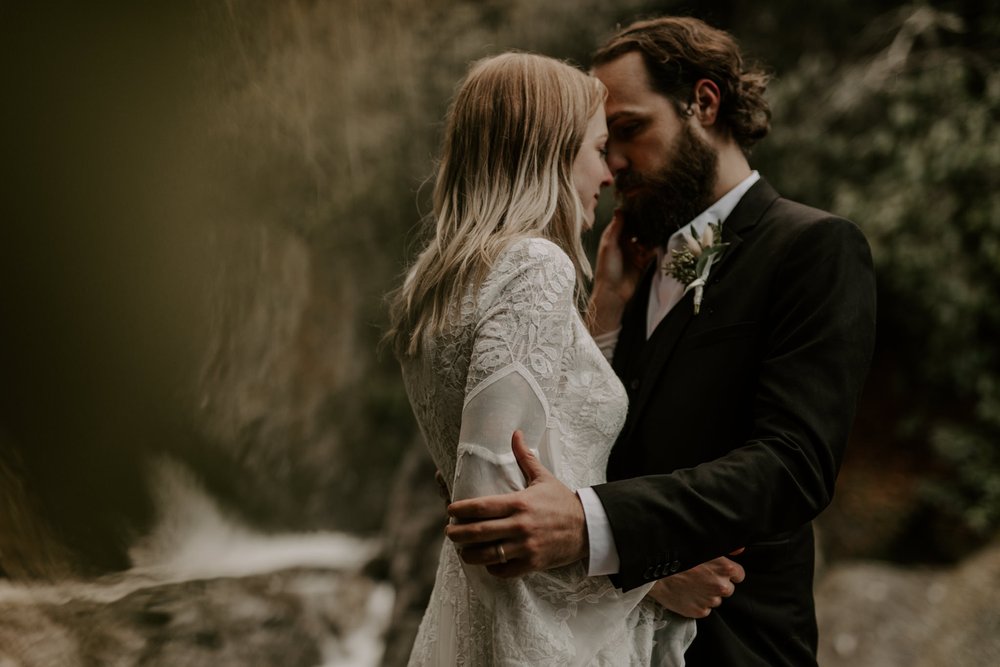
xmin=446 ymin=16 xmax=876 ymax=667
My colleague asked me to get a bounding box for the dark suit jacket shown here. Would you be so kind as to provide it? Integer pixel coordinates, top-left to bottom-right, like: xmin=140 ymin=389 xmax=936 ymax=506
xmin=593 ymin=178 xmax=876 ymax=667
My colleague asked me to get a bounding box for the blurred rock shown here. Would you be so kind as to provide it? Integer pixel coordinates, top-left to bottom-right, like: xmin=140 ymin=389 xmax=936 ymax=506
xmin=817 ymin=539 xmax=1000 ymax=667
xmin=378 ymin=439 xmax=446 ymax=667
xmin=914 ymin=542 xmax=1000 ymax=667
xmin=0 ymin=444 xmax=74 ymax=579
xmin=0 ymin=567 xmax=391 ymax=667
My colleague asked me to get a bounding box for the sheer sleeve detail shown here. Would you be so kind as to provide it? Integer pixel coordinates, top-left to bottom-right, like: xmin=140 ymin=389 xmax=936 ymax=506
xmin=448 ymin=238 xmax=575 ymax=493
xmin=454 ymin=366 xmax=546 ymax=505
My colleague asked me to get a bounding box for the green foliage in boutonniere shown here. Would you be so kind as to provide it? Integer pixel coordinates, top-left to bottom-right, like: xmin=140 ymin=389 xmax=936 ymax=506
xmin=663 ymin=221 xmax=729 ymax=314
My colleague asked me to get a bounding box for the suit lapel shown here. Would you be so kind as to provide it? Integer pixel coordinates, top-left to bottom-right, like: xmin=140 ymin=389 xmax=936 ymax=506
xmin=703 ymin=177 xmax=779 ymax=283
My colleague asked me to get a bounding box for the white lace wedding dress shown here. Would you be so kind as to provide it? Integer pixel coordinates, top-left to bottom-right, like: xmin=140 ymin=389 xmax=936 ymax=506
xmin=401 ymin=237 xmax=695 ymax=666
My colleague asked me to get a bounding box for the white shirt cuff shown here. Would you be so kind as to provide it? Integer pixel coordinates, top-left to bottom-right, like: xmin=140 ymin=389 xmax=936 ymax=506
xmin=592 ymin=327 xmax=621 ymax=363
xmin=577 ymin=486 xmax=620 ymax=576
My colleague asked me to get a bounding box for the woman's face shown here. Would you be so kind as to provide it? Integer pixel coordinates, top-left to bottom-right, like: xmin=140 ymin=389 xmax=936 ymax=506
xmin=572 ymin=106 xmax=613 ymax=230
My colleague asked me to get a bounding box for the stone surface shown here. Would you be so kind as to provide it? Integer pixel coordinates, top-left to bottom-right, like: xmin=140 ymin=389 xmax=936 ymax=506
xmin=0 ymin=567 xmax=390 ymax=667
xmin=378 ymin=439 xmax=447 ymax=667
xmin=816 ymin=541 xmax=1000 ymax=667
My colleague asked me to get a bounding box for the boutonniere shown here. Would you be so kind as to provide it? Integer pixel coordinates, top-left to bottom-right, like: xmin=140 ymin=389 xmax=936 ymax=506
xmin=663 ymin=221 xmax=729 ymax=314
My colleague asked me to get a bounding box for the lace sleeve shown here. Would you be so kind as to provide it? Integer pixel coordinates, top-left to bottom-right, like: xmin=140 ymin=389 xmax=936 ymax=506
xmin=451 ymin=237 xmax=575 ymax=503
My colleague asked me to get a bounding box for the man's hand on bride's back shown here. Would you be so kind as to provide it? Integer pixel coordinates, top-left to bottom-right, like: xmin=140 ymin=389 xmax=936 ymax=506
xmin=645 ymin=553 xmax=746 ymax=618
xmin=445 ymin=431 xmax=588 ymax=577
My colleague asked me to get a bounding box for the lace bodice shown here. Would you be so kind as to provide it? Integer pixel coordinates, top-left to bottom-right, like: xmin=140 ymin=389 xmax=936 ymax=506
xmin=401 ymin=237 xmax=693 ymax=666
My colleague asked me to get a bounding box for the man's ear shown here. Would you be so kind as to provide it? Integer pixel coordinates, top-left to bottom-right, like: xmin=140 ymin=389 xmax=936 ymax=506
xmin=691 ymin=79 xmax=721 ymax=127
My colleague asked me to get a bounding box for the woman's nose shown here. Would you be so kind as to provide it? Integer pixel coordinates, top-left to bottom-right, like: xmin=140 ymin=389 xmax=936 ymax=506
xmin=600 ymin=162 xmax=613 ymax=187
xmin=605 ymin=145 xmax=627 ymax=175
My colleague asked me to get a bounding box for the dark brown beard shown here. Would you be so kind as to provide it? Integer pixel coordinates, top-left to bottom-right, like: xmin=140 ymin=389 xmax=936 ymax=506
xmin=616 ymin=121 xmax=718 ymax=248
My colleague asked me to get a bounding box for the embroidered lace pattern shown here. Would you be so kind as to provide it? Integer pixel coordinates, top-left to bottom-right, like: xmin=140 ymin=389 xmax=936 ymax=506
xmin=401 ymin=237 xmax=694 ymax=666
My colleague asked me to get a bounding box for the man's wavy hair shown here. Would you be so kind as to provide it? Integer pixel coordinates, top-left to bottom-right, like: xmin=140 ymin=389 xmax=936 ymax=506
xmin=592 ymin=16 xmax=771 ymax=154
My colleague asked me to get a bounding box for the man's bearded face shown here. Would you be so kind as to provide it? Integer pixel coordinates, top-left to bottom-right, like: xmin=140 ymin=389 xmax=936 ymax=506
xmin=616 ymin=120 xmax=719 ymax=248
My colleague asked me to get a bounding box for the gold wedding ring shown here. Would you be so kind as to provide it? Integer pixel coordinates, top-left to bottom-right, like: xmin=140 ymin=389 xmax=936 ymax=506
xmin=496 ymin=543 xmax=507 ymax=564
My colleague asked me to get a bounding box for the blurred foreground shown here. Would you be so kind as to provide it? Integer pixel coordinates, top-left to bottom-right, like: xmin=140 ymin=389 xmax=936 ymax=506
xmin=0 ymin=460 xmax=390 ymax=667
xmin=3 ymin=450 xmax=997 ymax=666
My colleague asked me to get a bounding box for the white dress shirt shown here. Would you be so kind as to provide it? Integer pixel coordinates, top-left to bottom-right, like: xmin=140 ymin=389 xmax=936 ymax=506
xmin=580 ymin=171 xmax=760 ymax=576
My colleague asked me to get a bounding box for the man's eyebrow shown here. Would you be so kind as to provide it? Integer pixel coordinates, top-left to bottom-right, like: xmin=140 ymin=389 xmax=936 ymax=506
xmin=606 ymin=110 xmax=643 ymax=124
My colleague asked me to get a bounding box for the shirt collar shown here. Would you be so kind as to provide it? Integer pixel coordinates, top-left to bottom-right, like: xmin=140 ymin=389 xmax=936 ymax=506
xmin=684 ymin=170 xmax=760 ymax=239
xmin=656 ymin=171 xmax=760 ymax=261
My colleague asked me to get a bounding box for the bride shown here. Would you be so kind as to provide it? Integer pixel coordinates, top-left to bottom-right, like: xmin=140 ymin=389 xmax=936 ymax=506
xmin=387 ymin=52 xmax=694 ymax=666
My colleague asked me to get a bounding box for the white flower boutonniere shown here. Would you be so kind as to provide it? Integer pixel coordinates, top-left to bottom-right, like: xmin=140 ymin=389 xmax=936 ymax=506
xmin=663 ymin=221 xmax=729 ymax=314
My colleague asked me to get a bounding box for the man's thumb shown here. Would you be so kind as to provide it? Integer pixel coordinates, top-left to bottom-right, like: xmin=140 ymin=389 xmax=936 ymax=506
xmin=511 ymin=430 xmax=548 ymax=484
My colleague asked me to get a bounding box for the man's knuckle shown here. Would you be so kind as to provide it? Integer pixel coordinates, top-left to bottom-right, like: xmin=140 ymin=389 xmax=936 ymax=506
xmin=510 ymin=497 xmax=530 ymax=513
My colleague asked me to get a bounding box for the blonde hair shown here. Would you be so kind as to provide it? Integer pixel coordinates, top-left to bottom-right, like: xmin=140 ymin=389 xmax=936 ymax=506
xmin=387 ymin=52 xmax=606 ymax=357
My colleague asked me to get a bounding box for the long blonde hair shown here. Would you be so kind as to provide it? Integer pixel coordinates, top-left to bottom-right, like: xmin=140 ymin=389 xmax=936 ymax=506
xmin=387 ymin=52 xmax=606 ymax=358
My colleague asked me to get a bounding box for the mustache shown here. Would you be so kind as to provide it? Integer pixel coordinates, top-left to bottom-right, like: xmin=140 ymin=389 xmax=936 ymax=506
xmin=614 ymin=171 xmax=659 ymax=195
